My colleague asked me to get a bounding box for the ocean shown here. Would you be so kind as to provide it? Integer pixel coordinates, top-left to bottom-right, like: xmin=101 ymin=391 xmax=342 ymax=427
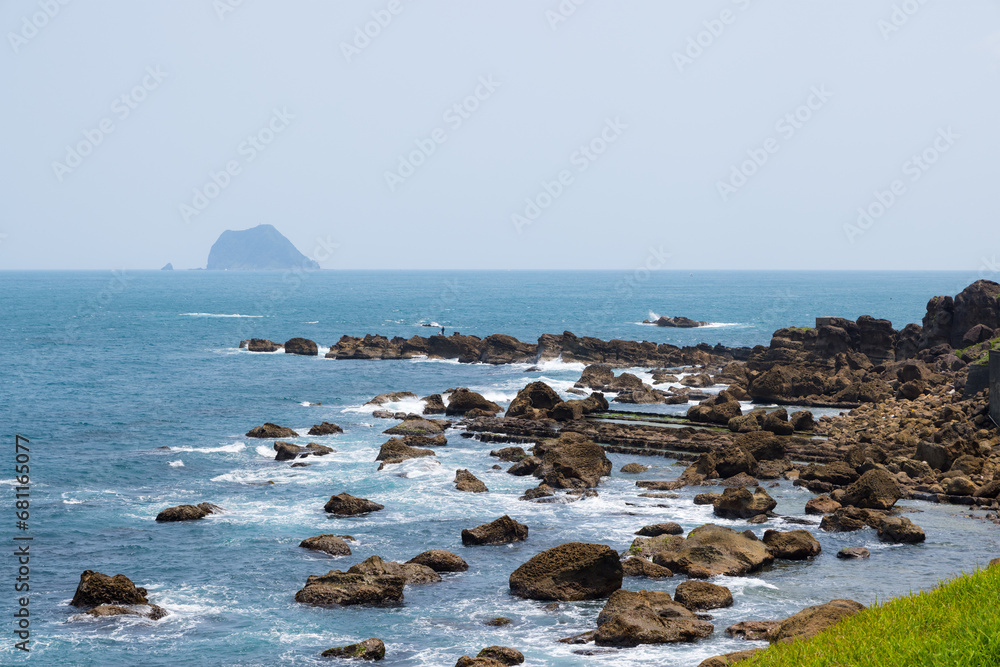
xmin=2 ymin=270 xmax=998 ymax=666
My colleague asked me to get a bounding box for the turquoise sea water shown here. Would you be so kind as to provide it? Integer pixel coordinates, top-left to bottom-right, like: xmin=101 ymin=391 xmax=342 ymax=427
xmin=2 ymin=270 xmax=998 ymax=666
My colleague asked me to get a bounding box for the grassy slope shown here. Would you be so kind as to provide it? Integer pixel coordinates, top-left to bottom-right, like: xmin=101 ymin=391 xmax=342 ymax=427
xmin=742 ymin=565 xmax=1000 ymax=667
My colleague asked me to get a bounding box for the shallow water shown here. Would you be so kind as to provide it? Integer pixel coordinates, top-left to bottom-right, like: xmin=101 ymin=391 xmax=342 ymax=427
xmin=2 ymin=270 xmax=997 ymax=666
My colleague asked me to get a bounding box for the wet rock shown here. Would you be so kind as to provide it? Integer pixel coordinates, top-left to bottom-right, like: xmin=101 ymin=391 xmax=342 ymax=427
xmin=454 ymin=657 xmax=505 ymax=667
xmin=82 ymin=604 xmax=167 ymax=620
xmin=620 ymin=463 xmax=649 ymax=474
xmin=484 ymin=617 xmax=512 ymax=626
xmin=462 ymin=515 xmax=529 ymax=546
xmin=550 ymin=393 xmax=609 ymax=421
xmin=594 ymin=589 xmax=712 ymax=646
xmin=446 ymin=388 xmax=502 ymax=416
xmin=532 ymin=432 xmax=612 ymax=489
xmin=383 ymin=415 xmax=449 ymax=437
xmin=720 ymin=472 xmax=760 ymax=487
xmin=762 ymin=529 xmax=821 ymax=560
xmin=713 ymin=487 xmax=777 ymax=519
xmin=878 ymin=516 xmax=926 ymax=543
xmin=294 ymin=571 xmax=405 ymax=606
xmin=455 ymin=469 xmax=489 ymax=493
xmin=805 ymin=495 xmax=841 ymax=515
xmin=790 ymin=410 xmax=816 ymax=431
xmin=274 ymin=441 xmax=334 ymax=461
xmin=841 ymin=469 xmax=901 ymax=510
xmin=519 ymin=484 xmax=555 ymax=501
xmin=490 ymin=446 xmax=526 ymax=462
xmin=674 ymin=580 xmax=733 ymax=611
xmin=422 ymin=394 xmax=447 ymax=414
xmin=321 ymin=637 xmax=386 ymax=660
xmin=308 ymin=422 xmax=343 ymax=436
xmin=300 ymin=534 xmax=352 ymax=557
xmin=475 ymin=646 xmax=524 ymax=665
xmin=245 ymin=422 xmax=298 ymax=439
xmin=71 ymin=571 xmax=150 ymax=608
xmin=819 ymin=506 xmax=884 ymax=532
xmin=375 ymin=438 xmax=435 ymax=467
xmin=348 ymin=555 xmax=441 ymax=585
xmin=505 ymin=381 xmax=562 ymax=419
xmin=653 ymin=524 xmax=774 ymax=578
xmin=837 ymin=547 xmax=870 ymax=559
xmin=734 ymin=431 xmax=786 ymax=461
xmin=635 ymin=522 xmax=683 ymax=537
xmin=247 ymin=338 xmax=280 ymax=352
xmin=155 ymin=502 xmax=220 ymax=522
xmin=366 ymin=391 xmax=417 ymax=406
xmin=621 ymin=556 xmax=673 ymax=579
xmin=768 ymin=599 xmax=865 ymax=643
xmin=762 ymin=408 xmax=794 ymax=436
xmin=577 ymin=364 xmax=615 ymax=389
xmin=407 ymin=550 xmax=469 ymax=573
xmin=946 ymin=476 xmax=977 ymax=496
xmin=324 ymin=493 xmax=385 ymax=516
xmin=694 ymin=492 xmax=721 ymax=505
xmin=507 ymin=457 xmax=541 ymax=476
xmin=725 ymin=620 xmax=780 ymax=640
xmin=284 ymin=337 xmax=318 ymax=356
xmin=746 ymin=514 xmax=769 ymax=525
xmin=509 ymin=542 xmax=622 ymax=601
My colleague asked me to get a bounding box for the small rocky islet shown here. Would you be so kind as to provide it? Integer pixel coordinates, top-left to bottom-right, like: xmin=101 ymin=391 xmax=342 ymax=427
xmin=82 ymin=280 xmax=999 ymax=663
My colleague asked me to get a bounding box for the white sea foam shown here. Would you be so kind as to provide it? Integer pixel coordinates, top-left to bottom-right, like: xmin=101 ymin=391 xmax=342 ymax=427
xmin=169 ymin=460 xmax=184 ymax=467
xmin=169 ymin=442 xmax=246 ymax=454
xmin=304 ymin=321 xmax=319 ymax=324
xmin=255 ymin=444 xmax=274 ymax=458
xmin=181 ymin=313 xmax=263 ymax=318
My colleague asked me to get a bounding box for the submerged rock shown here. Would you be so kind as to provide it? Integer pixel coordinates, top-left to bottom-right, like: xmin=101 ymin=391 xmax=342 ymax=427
xmin=837 ymin=547 xmax=871 ymax=559
xmin=294 ymin=571 xmax=405 ymax=606
xmin=620 ymin=463 xmax=649 ymax=474
xmin=274 ymin=441 xmax=334 ymax=461
xmin=366 ymin=391 xmax=417 ymax=406
xmin=348 ymin=555 xmax=441 ymax=585
xmin=308 ymin=421 xmax=343 ymax=436
xmin=82 ymin=604 xmax=167 ymax=621
xmin=509 ymin=542 xmax=622 ymax=601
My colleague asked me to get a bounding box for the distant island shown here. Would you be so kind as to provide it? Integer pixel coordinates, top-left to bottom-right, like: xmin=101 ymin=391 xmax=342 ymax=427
xmin=642 ymin=315 xmax=708 ymax=328
xmin=161 ymin=263 xmax=173 ymax=271
xmin=206 ymin=224 xmax=319 ymax=271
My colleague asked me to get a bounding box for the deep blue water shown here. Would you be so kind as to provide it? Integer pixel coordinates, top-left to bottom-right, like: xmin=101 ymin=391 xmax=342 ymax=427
xmin=1 ymin=270 xmax=998 ymax=666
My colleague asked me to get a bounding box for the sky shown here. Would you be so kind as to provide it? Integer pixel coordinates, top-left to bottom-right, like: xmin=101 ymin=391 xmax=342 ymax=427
xmin=1 ymin=0 xmax=998 ymax=271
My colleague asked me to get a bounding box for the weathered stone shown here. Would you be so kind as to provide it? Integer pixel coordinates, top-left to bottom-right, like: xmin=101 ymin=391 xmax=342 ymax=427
xmin=462 ymin=515 xmax=528 ymax=546
xmin=762 ymin=529 xmax=821 ymax=560
xmin=321 ymin=638 xmax=386 ymax=660
xmin=768 ymin=599 xmax=865 ymax=643
xmin=407 ymin=550 xmax=469 ymax=573
xmin=324 ymin=493 xmax=384 ymax=516
xmin=674 ymin=580 xmax=733 ymax=611
xmin=509 ymin=542 xmax=622 ymax=601
xmin=300 ymin=534 xmax=352 ymax=556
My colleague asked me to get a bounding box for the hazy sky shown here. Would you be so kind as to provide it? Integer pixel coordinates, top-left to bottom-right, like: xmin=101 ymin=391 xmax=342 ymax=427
xmin=2 ymin=1 xmax=998 ymax=270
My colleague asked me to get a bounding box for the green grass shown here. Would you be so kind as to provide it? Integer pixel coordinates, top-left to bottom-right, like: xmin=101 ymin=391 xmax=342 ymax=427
xmin=954 ymin=336 xmax=1000 ymax=365
xmin=741 ymin=565 xmax=1000 ymax=667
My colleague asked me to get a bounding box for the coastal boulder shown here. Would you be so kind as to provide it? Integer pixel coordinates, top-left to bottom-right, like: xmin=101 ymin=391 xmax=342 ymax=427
xmin=674 ymin=580 xmax=733 ymax=611
xmin=505 ymin=382 xmax=561 ymax=419
xmin=455 ymin=469 xmax=489 ymax=493
xmin=155 ymin=502 xmax=220 ymax=522
xmin=245 ymin=422 xmax=298 ymax=439
xmin=324 ymin=493 xmax=384 ymax=516
xmin=366 ymin=391 xmax=417 ymax=405
xmin=383 ymin=415 xmax=448 ymax=436
xmin=348 ymin=555 xmax=441 ymax=585
xmin=878 ymin=516 xmax=926 ymax=544
xmin=768 ymin=599 xmax=865 ymax=644
xmin=635 ymin=523 xmax=683 ymax=537
xmin=713 ymin=487 xmax=776 ymax=519
xmin=294 ymin=571 xmax=404 ymax=606
xmin=308 ymin=422 xmax=343 ymax=436
xmin=841 ymin=469 xmax=901 ymax=510
xmin=274 ymin=441 xmax=333 ymax=461
xmin=654 ymin=524 xmax=774 ymax=578
xmin=81 ymin=604 xmax=167 ymax=621
xmin=284 ymin=337 xmax=318 ymax=356
xmin=446 ymin=389 xmax=501 ymax=416
xmin=593 ymin=589 xmax=712 ymax=646
xmin=462 ymin=515 xmax=528 ymax=546
xmin=577 ymin=364 xmax=614 ymax=389
xmin=407 ymin=550 xmax=469 ymax=573
xmin=321 ymin=638 xmax=386 ymax=660
xmin=532 ymin=432 xmax=612 ymax=489
xmin=550 ymin=393 xmax=609 ymax=421
xmin=509 ymin=542 xmax=622 ymax=601
xmin=762 ymin=529 xmax=821 ymax=560
xmin=376 ymin=438 xmax=435 ymax=467
xmin=621 ymin=556 xmax=674 ymax=579
xmin=300 ymin=534 xmax=352 ymax=557
xmin=247 ymin=338 xmax=280 ymax=352
xmin=71 ymin=571 xmax=149 ymax=607
xmin=620 ymin=463 xmax=649 ymax=474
